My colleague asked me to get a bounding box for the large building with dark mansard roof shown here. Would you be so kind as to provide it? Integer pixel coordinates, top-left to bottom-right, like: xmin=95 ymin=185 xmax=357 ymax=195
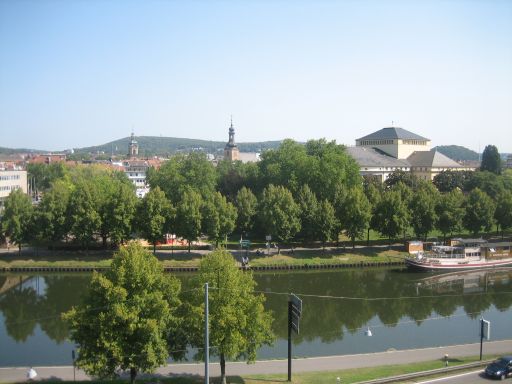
xmin=349 ymin=126 xmax=473 ymax=182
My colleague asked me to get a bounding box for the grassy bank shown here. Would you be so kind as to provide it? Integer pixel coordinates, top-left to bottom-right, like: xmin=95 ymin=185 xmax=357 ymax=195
xmin=0 ymin=246 xmax=407 ymax=270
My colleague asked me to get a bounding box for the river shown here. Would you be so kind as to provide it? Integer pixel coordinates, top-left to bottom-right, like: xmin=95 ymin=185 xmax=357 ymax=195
xmin=1 ymin=267 xmax=512 ymax=367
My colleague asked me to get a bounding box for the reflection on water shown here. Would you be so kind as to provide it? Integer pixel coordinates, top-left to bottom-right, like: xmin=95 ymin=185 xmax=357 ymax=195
xmin=1 ymin=268 xmax=512 ymax=366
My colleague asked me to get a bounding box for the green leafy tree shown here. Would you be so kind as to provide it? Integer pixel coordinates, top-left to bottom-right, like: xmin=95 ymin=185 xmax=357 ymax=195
xmin=175 ymin=188 xmax=203 ymax=252
xmin=372 ymin=188 xmax=410 ymax=243
xmin=1 ymin=189 xmax=34 ymax=253
xmin=183 ymin=249 xmax=274 ymax=384
xmin=337 ymin=187 xmax=372 ymax=247
xmin=296 ymin=184 xmax=319 ymax=243
xmin=435 ymin=189 xmax=465 ymax=240
xmin=316 ymin=199 xmax=336 ymax=249
xmin=463 ymin=188 xmax=496 ymax=236
xmin=104 ymin=180 xmax=137 ymax=247
xmin=480 ymin=145 xmax=502 ymax=175
xmin=234 ymin=187 xmax=258 ymax=236
xmin=63 ymin=243 xmax=182 ymax=384
xmin=33 ymin=179 xmax=72 ymax=246
xmin=494 ymin=191 xmax=512 ymax=238
xmin=147 ymin=152 xmax=217 ymax=203
xmin=216 ymin=160 xmax=261 ymax=200
xmin=27 ymin=162 xmax=68 ymax=192
xmin=259 ymin=185 xmax=301 ymax=253
xmin=67 ymin=181 xmax=101 ymax=250
xmin=433 ymin=170 xmax=471 ymax=193
xmin=136 ymin=187 xmax=173 ymax=254
xmin=409 ymin=183 xmax=439 ymax=240
xmin=384 ymin=169 xmax=419 ymax=190
xmin=364 ymin=179 xmax=383 ymax=245
xmin=202 ymin=192 xmax=237 ymax=247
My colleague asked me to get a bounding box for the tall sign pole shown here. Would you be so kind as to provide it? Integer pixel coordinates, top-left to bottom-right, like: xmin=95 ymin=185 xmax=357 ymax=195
xmin=205 ymin=283 xmax=209 ymax=384
xmin=288 ymin=293 xmax=302 ymax=382
xmin=287 ymin=300 xmax=292 ymax=382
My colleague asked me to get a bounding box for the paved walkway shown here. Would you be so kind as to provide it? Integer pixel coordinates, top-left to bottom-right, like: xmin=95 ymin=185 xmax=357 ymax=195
xmin=1 ymin=340 xmax=511 ymax=382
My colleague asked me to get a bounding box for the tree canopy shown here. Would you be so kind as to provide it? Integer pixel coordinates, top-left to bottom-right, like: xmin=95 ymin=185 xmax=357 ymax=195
xmin=183 ymin=249 xmax=274 ymax=384
xmin=63 ymin=243 xmax=182 ymax=383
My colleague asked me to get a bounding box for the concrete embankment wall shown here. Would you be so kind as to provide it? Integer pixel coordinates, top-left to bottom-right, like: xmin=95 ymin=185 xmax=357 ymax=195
xmin=0 ymin=261 xmax=405 ymax=273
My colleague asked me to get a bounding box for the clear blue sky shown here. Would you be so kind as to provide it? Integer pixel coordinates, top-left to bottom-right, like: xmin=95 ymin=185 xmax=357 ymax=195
xmin=1 ymin=0 xmax=511 ymax=152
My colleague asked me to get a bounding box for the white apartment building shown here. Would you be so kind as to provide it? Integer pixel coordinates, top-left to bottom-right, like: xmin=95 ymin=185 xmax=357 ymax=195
xmin=0 ymin=170 xmax=28 ymax=207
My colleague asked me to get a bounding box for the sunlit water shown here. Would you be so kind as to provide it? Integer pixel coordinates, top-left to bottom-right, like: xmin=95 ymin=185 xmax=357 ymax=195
xmin=1 ymin=267 xmax=511 ymax=367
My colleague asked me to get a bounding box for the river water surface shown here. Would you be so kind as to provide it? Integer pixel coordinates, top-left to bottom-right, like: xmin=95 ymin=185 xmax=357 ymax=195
xmin=1 ymin=267 xmax=512 ymax=367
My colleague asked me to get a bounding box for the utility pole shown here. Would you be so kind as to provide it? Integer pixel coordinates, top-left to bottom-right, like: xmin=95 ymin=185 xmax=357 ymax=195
xmin=205 ymin=283 xmax=209 ymax=384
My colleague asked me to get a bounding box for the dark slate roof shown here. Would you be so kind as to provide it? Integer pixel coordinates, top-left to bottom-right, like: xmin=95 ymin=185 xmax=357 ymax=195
xmin=346 ymin=147 xmax=410 ymax=168
xmin=407 ymin=150 xmax=462 ymax=168
xmin=356 ymin=127 xmax=429 ymax=141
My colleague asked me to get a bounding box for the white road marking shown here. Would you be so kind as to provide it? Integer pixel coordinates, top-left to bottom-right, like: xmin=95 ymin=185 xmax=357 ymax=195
xmin=416 ymin=369 xmax=483 ymax=384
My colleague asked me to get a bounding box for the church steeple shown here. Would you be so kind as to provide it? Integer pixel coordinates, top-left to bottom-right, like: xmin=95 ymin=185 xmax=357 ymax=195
xmin=128 ymin=132 xmax=139 ymax=158
xmin=224 ymin=117 xmax=239 ymax=161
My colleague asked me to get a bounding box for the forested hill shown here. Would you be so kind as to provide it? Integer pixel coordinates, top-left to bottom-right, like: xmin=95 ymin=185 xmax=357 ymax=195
xmin=433 ymin=145 xmax=479 ymax=161
xmin=0 ymin=146 xmax=44 ymax=155
xmin=77 ymin=136 xmax=282 ymax=156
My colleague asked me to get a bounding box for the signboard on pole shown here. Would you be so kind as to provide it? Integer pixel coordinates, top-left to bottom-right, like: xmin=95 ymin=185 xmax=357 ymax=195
xmin=290 ymin=294 xmax=302 ymax=334
xmin=240 ymin=240 xmax=251 ymax=248
xmin=481 ymin=319 xmax=491 ymax=340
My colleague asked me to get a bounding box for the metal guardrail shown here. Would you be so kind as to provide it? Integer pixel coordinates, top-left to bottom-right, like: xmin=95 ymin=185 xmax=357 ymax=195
xmin=356 ymin=360 xmax=489 ymax=384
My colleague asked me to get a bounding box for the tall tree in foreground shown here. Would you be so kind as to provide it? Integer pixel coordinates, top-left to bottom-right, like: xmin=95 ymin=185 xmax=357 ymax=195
xmin=64 ymin=243 xmax=182 ymax=384
xmin=1 ymin=189 xmax=34 ymax=254
xmin=480 ymin=145 xmax=502 ymax=175
xmin=183 ymin=249 xmax=274 ymax=384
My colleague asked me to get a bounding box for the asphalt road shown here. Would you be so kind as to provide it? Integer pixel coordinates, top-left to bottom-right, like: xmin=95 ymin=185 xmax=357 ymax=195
xmin=1 ymin=340 xmax=511 ymax=383
xmin=417 ymin=369 xmax=502 ymax=384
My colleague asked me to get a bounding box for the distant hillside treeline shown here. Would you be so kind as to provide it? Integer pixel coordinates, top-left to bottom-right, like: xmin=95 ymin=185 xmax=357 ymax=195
xmin=433 ymin=145 xmax=479 ymax=161
xmin=0 ymin=147 xmax=44 ymax=155
xmin=77 ymin=136 xmax=282 ymax=156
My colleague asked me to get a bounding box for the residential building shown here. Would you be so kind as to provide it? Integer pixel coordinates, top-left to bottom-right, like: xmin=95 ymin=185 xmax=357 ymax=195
xmin=0 ymin=170 xmax=28 ymax=208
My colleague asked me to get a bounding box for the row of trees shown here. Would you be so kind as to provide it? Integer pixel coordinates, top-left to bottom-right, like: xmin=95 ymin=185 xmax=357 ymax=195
xmin=2 ymin=141 xmax=512 ymax=252
xmin=64 ymin=244 xmax=273 ymax=384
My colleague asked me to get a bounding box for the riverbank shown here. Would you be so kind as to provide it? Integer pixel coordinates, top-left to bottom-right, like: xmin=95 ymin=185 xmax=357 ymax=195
xmin=1 ymin=340 xmax=510 ymax=383
xmin=0 ymin=245 xmax=407 ymax=272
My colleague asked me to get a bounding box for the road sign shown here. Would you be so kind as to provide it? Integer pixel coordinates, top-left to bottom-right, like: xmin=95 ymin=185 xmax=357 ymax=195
xmin=240 ymin=240 xmax=251 ymax=248
xmin=265 ymin=235 xmax=272 ymax=241
xmin=289 ymin=293 xmax=302 ymax=334
xmin=481 ymin=319 xmax=491 ymax=340
xmin=290 ymin=294 xmax=302 ymax=316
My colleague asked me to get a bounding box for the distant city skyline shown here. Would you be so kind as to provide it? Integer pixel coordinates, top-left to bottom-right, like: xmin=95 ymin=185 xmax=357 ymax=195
xmin=1 ymin=1 xmax=511 ymax=152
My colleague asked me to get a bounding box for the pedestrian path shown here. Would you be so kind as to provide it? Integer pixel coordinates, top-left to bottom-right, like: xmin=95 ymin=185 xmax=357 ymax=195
xmin=1 ymin=340 xmax=511 ymax=382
